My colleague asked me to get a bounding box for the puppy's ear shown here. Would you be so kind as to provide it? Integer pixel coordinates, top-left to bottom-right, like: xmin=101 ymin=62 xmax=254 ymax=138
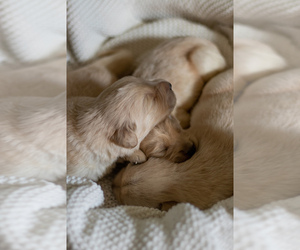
xmin=110 ymin=121 xmax=138 ymax=149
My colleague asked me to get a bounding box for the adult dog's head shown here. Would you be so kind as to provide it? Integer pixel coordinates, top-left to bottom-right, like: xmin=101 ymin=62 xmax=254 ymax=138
xmin=96 ymin=76 xmax=176 ymax=149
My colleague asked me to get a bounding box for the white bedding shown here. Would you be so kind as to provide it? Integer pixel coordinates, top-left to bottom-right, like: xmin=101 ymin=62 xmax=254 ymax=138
xmin=67 ymin=175 xmax=233 ymax=250
xmin=234 ymin=7 xmax=300 ymax=249
xmin=66 ymin=1 xmax=234 ymax=249
xmin=0 ymin=176 xmax=66 ymax=250
xmin=0 ymin=1 xmax=66 ymax=249
xmin=0 ymin=0 xmax=299 ymax=249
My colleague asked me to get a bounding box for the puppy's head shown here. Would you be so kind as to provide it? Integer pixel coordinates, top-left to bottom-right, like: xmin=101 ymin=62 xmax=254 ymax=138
xmin=140 ymin=115 xmax=196 ymax=162
xmin=98 ymin=76 xmax=176 ymax=149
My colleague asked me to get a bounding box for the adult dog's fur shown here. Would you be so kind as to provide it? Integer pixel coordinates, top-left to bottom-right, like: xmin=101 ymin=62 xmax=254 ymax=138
xmin=134 ymin=37 xmax=227 ymax=128
xmin=67 ymin=76 xmax=176 ymax=181
xmin=113 ymin=70 xmax=233 ymax=211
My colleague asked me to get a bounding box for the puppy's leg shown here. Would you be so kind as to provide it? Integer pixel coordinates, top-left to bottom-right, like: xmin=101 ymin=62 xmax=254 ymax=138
xmin=123 ymin=150 xmax=147 ymax=164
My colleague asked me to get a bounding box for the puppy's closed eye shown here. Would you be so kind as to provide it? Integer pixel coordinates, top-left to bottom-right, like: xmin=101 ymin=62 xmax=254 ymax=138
xmin=110 ymin=121 xmax=138 ymax=149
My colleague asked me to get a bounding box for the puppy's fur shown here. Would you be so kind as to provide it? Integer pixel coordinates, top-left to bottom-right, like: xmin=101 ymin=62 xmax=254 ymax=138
xmin=67 ymin=76 xmax=176 ymax=181
xmin=126 ymin=37 xmax=226 ymax=162
xmin=123 ymin=114 xmax=196 ymax=164
xmin=113 ymin=70 xmax=233 ymax=211
xmin=68 ymin=46 xmax=196 ymax=166
xmin=139 ymin=115 xmax=196 ymax=163
xmin=134 ymin=37 xmax=227 ymax=128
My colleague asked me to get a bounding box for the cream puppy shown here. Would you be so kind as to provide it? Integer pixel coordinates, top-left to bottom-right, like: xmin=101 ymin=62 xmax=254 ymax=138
xmin=134 ymin=37 xmax=227 ymax=128
xmin=113 ymin=70 xmax=233 ymax=211
xmin=67 ymin=76 xmax=176 ymax=181
xmin=68 ymin=48 xmax=195 ymax=165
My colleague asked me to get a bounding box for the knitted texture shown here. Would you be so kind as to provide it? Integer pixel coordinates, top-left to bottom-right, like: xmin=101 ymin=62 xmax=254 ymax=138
xmin=235 ymin=0 xmax=300 ymax=26
xmin=67 ymin=0 xmax=233 ymax=64
xmin=234 ymin=4 xmax=300 ymax=247
xmin=67 ymin=175 xmax=233 ymax=250
xmin=99 ymin=18 xmax=233 ymax=68
xmin=235 ymin=197 xmax=300 ymax=250
xmin=0 ymin=176 xmax=66 ymax=250
xmin=0 ymin=0 xmax=65 ymax=65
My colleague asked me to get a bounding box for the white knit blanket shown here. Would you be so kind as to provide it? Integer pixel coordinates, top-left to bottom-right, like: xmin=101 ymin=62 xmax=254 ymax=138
xmin=66 ymin=1 xmax=300 ymax=250
xmin=0 ymin=176 xmax=66 ymax=250
xmin=67 ymin=175 xmax=233 ymax=250
xmin=234 ymin=15 xmax=300 ymax=250
xmin=67 ymin=0 xmax=233 ymax=65
xmin=0 ymin=1 xmax=66 ymax=247
xmin=1 ymin=0 xmax=300 ymax=249
xmin=0 ymin=59 xmax=66 ymax=249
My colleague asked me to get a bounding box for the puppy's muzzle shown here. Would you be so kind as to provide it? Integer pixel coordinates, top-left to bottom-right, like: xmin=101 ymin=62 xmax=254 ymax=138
xmin=175 ymin=142 xmax=196 ymax=163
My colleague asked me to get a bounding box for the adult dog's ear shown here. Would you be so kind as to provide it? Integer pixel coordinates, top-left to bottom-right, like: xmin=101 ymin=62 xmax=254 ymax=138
xmin=110 ymin=121 xmax=138 ymax=148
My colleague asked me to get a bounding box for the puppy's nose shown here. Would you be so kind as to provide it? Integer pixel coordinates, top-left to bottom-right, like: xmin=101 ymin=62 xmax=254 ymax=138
xmin=158 ymin=80 xmax=172 ymax=92
xmin=184 ymin=143 xmax=196 ymax=157
xmin=186 ymin=143 xmax=196 ymax=157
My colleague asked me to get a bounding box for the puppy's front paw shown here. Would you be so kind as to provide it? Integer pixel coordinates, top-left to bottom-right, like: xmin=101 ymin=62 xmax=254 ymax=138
xmin=124 ymin=150 xmax=147 ymax=164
